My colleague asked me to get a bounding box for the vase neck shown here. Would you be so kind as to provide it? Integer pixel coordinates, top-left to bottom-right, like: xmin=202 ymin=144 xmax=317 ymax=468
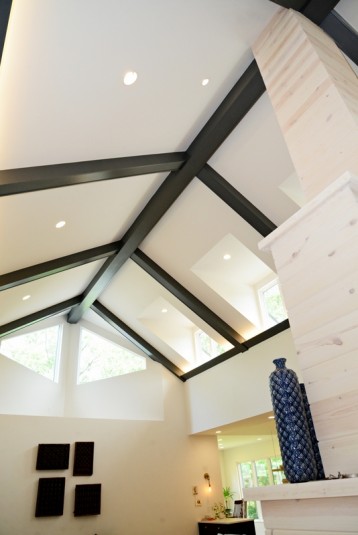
xmin=273 ymin=357 xmax=287 ymax=369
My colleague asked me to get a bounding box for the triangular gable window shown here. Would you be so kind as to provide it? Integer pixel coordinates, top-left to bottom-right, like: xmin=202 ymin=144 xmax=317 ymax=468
xmin=0 ymin=325 xmax=62 ymax=381
xmin=77 ymin=328 xmax=146 ymax=384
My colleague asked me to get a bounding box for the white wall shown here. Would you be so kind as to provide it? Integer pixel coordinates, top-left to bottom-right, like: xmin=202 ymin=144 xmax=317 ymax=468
xmin=0 ymin=370 xmax=223 ymax=535
xmin=0 ymin=318 xmax=301 ymax=534
xmin=0 ymin=320 xmax=165 ymax=421
xmin=0 ymin=353 xmax=65 ymax=416
xmin=185 ymin=329 xmax=302 ymax=434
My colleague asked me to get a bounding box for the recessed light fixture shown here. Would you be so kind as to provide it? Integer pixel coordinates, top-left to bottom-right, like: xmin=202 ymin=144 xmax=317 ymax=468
xmin=268 ymin=415 xmax=275 ymax=420
xmin=22 ymin=294 xmax=31 ymax=301
xmin=161 ymin=308 xmax=168 ymax=314
xmin=201 ymin=78 xmax=209 ymax=86
xmin=216 ymin=430 xmax=222 ymax=434
xmin=223 ymin=253 xmax=231 ymax=260
xmin=123 ymin=71 xmax=138 ymax=86
xmin=55 ymin=220 xmax=66 ymax=229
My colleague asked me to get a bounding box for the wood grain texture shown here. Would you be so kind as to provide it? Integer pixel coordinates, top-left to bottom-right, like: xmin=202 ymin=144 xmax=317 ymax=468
xmin=253 ymin=8 xmax=358 ymax=201
xmin=261 ymin=496 xmax=358 ymax=531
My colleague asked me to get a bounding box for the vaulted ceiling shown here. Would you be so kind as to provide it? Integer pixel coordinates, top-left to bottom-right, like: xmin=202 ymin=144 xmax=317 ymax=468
xmin=0 ymin=0 xmax=357 ymax=381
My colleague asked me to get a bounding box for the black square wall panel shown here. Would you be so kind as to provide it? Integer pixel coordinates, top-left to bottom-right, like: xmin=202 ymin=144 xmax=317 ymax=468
xmin=74 ymin=483 xmax=101 ymax=516
xmin=73 ymin=441 xmax=94 ymax=476
xmin=35 ymin=477 xmax=65 ymax=517
xmin=36 ymin=444 xmax=70 ymax=470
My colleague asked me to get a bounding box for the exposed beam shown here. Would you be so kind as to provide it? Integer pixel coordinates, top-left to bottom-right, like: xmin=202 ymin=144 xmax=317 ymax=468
xmin=181 ymin=347 xmax=241 ymax=380
xmin=269 ymin=0 xmax=339 ymax=20
xmin=321 ymin=10 xmax=358 ymax=66
xmin=301 ymin=0 xmax=340 ymax=25
xmin=182 ymin=319 xmax=290 ymax=380
xmin=0 ymin=241 xmax=122 ymax=291
xmin=68 ymin=60 xmax=266 ymax=323
xmin=268 ymin=0 xmax=308 ymax=9
xmin=244 ymin=319 xmax=290 ymax=349
xmin=91 ymin=301 xmax=185 ymax=380
xmin=269 ymin=1 xmax=358 ymax=66
xmin=131 ymin=249 xmax=247 ymax=348
xmin=0 ymin=0 xmax=12 ymax=64
xmin=197 ymin=164 xmax=277 ymax=237
xmin=0 ymin=297 xmax=81 ymax=338
xmin=0 ymin=153 xmax=186 ymax=196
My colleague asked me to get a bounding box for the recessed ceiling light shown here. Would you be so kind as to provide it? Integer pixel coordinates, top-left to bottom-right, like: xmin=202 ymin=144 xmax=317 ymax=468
xmin=223 ymin=253 xmax=231 ymax=260
xmin=268 ymin=415 xmax=275 ymax=419
xmin=202 ymin=78 xmax=209 ymax=86
xmin=216 ymin=430 xmax=222 ymax=434
xmin=123 ymin=71 xmax=138 ymax=86
xmin=161 ymin=308 xmax=168 ymax=314
xmin=22 ymin=294 xmax=31 ymax=301
xmin=55 ymin=220 xmax=66 ymax=229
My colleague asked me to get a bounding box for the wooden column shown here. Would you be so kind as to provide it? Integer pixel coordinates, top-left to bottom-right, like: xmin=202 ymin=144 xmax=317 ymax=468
xmin=253 ymin=8 xmax=358 ymax=201
xmin=247 ymin=10 xmax=358 ymax=533
xmin=253 ymin=6 xmax=358 ymax=477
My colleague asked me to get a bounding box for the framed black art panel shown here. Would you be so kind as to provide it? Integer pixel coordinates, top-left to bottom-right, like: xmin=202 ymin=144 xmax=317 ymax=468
xmin=73 ymin=441 xmax=94 ymax=476
xmin=35 ymin=477 xmax=65 ymax=517
xmin=74 ymin=483 xmax=101 ymax=516
xmin=36 ymin=444 xmax=70 ymax=470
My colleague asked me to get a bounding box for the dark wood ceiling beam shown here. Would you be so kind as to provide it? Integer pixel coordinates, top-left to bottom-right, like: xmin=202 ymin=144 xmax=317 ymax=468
xmin=0 ymin=297 xmax=81 ymax=338
xmin=269 ymin=0 xmax=339 ymax=20
xmin=91 ymin=301 xmax=184 ymax=380
xmin=0 ymin=241 xmax=123 ymax=291
xmin=269 ymin=1 xmax=358 ymax=66
xmin=197 ymin=164 xmax=277 ymax=237
xmin=301 ymin=0 xmax=340 ymax=25
xmin=0 ymin=0 xmax=12 ymax=64
xmin=181 ymin=347 xmax=240 ymax=380
xmin=321 ymin=11 xmax=358 ymax=66
xmin=0 ymin=153 xmax=186 ymax=196
xmin=131 ymin=249 xmax=247 ymax=348
xmin=182 ymin=319 xmax=290 ymax=380
xmin=68 ymin=60 xmax=266 ymax=324
xmin=243 ymin=318 xmax=290 ymax=348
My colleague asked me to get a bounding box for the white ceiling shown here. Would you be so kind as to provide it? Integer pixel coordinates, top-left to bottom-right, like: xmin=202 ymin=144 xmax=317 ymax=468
xmin=0 ymin=0 xmax=357 ymax=379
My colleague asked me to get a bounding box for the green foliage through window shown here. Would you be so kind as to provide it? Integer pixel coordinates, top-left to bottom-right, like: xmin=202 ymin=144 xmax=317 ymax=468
xmin=238 ymin=456 xmax=283 ymax=520
xmin=0 ymin=325 xmax=62 ymax=381
xmin=78 ymin=328 xmax=146 ymax=384
xmin=260 ymin=280 xmax=287 ymax=326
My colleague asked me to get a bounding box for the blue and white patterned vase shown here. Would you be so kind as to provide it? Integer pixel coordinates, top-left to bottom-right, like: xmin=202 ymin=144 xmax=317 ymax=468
xmin=300 ymin=383 xmax=325 ymax=480
xmin=269 ymin=358 xmax=317 ymax=483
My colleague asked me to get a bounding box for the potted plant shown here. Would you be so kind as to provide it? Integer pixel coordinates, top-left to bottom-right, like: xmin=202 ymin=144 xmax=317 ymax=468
xmin=222 ymin=486 xmax=235 ymax=517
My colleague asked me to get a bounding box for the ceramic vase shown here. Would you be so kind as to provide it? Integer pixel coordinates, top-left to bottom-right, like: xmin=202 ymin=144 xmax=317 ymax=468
xmin=300 ymin=383 xmax=325 ymax=480
xmin=269 ymin=357 xmax=317 ymax=483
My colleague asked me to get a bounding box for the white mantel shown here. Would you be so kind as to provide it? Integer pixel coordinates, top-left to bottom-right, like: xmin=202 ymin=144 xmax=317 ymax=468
xmin=244 ymin=477 xmax=358 ymax=502
xmin=244 ymin=479 xmax=358 ymax=534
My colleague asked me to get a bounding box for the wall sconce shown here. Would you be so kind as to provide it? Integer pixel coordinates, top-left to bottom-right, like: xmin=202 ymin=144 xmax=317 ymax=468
xmin=204 ymin=472 xmax=211 ymax=489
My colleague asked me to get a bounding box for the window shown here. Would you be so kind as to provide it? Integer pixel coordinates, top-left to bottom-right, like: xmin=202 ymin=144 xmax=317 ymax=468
xmin=259 ymin=279 xmax=287 ymax=327
xmin=0 ymin=324 xmax=62 ymax=381
xmin=77 ymin=328 xmax=146 ymax=384
xmin=237 ymin=456 xmax=283 ymax=520
xmin=194 ymin=330 xmax=231 ymax=364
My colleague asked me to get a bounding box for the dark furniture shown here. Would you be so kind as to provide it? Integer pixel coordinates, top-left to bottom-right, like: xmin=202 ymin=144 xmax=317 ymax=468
xmin=198 ymin=518 xmax=256 ymax=535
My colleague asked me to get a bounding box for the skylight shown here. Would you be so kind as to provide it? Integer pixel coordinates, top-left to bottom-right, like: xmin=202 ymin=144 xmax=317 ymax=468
xmin=77 ymin=327 xmax=146 ymax=384
xmin=0 ymin=325 xmax=62 ymax=381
